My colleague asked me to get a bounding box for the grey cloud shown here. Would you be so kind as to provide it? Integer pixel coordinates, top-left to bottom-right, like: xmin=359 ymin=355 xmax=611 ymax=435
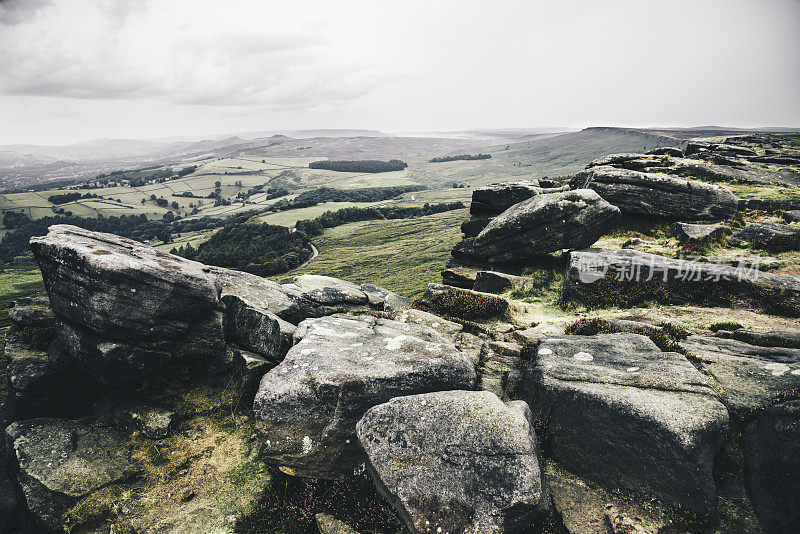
xmin=0 ymin=0 xmax=50 ymax=24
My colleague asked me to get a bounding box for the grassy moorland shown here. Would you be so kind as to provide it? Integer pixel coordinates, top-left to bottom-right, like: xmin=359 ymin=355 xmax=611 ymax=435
xmin=0 ymin=262 xmax=45 ymax=327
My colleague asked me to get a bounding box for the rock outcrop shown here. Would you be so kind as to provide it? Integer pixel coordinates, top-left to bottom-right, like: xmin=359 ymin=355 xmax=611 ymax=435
xmin=454 ymin=189 xmax=620 ymax=263
xmin=729 ymin=222 xmax=800 ymax=251
xmin=253 ymin=314 xmax=476 ymax=478
xmin=575 ymin=166 xmax=738 ymax=220
xmin=469 ymin=179 xmax=543 ymax=216
xmin=671 ymin=222 xmax=731 ymax=245
xmin=357 ymin=390 xmax=546 ymax=533
xmin=521 ymin=333 xmax=729 ymax=518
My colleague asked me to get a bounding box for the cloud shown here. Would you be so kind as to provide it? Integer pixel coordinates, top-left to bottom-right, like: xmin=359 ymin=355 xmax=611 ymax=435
xmin=0 ymin=0 xmax=50 ymax=25
xmin=0 ymin=0 xmax=381 ymax=108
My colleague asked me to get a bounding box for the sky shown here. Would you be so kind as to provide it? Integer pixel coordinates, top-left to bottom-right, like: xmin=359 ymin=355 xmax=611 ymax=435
xmin=0 ymin=0 xmax=798 ymax=145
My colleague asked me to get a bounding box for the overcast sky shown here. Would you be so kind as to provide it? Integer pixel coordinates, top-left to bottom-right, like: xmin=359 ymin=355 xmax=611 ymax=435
xmin=0 ymin=0 xmax=798 ymax=145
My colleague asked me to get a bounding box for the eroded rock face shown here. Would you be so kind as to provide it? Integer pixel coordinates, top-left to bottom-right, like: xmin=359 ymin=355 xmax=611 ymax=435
xmin=576 ymin=166 xmax=738 ymax=220
xmin=253 ymin=314 xmax=476 ymax=478
xmin=744 ymin=400 xmax=800 ymax=534
xmin=221 ymin=294 xmax=294 ymax=360
xmin=360 ymin=283 xmax=411 ymax=311
xmin=671 ymin=222 xmax=731 ymax=245
xmin=30 ymin=225 xmax=219 ymax=341
xmin=729 ymin=222 xmax=800 ymax=252
xmin=522 ymin=333 xmax=729 ymax=519
xmin=357 ymin=391 xmax=545 ymax=534
xmin=5 ymin=418 xmax=141 ymax=533
xmin=8 ymin=296 xmax=54 ymax=327
xmin=456 ymin=189 xmax=620 ymax=263
xmin=469 ymin=179 xmax=542 ymax=216
xmin=679 ymin=336 xmax=800 ymax=420
xmin=291 ymin=274 xmax=369 ymax=306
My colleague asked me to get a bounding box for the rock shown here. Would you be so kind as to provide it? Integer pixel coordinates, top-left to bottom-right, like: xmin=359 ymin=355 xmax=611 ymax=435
xmin=604 ymin=506 xmax=651 ymax=534
xmin=291 ymin=275 xmax=369 ymax=306
xmin=783 ymin=209 xmax=800 ymax=223
xmin=253 ymin=314 xmax=476 ymax=478
xmin=473 ymin=270 xmax=541 ymax=294
xmin=576 ymin=166 xmax=738 ymax=220
xmin=749 ymin=154 xmax=800 ymax=165
xmin=477 ymin=340 xmax=526 ymax=399
xmin=685 ymin=141 xmax=712 ymax=156
xmin=460 ymin=216 xmax=493 ymax=237
xmin=647 ymin=147 xmax=683 ymax=157
xmin=416 ymin=283 xmax=510 ymax=320
xmin=729 ymin=222 xmax=800 ymax=252
xmin=6 ymin=418 xmax=141 ymax=533
xmin=469 ymin=179 xmax=542 ymax=216
xmin=213 ymin=266 xmax=332 ymax=324
xmin=8 ymin=296 xmax=54 ymax=327
xmin=586 ymin=153 xmax=657 ymax=169
xmin=744 ymin=400 xmax=800 ymax=533
xmin=728 ymin=326 xmax=800 ymax=349
xmin=564 ymin=248 xmax=800 ymax=316
xmin=315 ymin=513 xmax=361 ymax=534
xmin=671 ymin=222 xmax=731 ymax=245
xmin=440 ymin=262 xmax=480 ymax=289
xmin=739 ymin=198 xmax=800 ymax=211
xmin=221 ymin=293 xmax=294 ymax=360
xmin=521 ymin=333 xmax=729 ymax=518
xmin=711 ymin=143 xmax=758 ymax=158
xmin=664 ymin=161 xmax=800 ymax=186
xmin=391 ymin=308 xmax=463 ymax=338
xmin=29 ymin=225 xmax=219 ymax=341
xmin=456 ymin=189 xmax=620 ymax=263
xmin=359 ymin=283 xmax=411 ymax=311
xmin=94 ymin=391 xmax=177 ymax=439
xmin=357 ymin=390 xmax=546 ymax=534
xmin=678 ymin=335 xmax=800 ymax=420
xmin=238 ymin=348 xmax=272 ymax=404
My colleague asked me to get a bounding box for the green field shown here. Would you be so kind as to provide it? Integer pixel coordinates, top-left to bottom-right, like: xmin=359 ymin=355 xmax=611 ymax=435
xmin=274 ymin=209 xmax=467 ymax=297
xmin=0 ymin=262 xmax=45 ymax=327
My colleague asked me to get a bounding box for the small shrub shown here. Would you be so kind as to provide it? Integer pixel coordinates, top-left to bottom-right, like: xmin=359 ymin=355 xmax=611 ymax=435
xmin=424 ymin=289 xmax=508 ymax=320
xmin=709 ymin=321 xmax=744 ymax=332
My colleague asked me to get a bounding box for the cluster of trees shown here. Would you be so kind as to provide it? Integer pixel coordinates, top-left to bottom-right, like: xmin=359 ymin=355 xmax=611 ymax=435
xmin=48 ymin=192 xmax=99 ymax=204
xmin=239 ymin=184 xmax=289 ymax=202
xmin=429 ymin=154 xmax=492 ymax=163
xmin=0 ymin=210 xmax=246 ymax=263
xmin=308 ymin=160 xmax=408 ymax=173
xmin=275 ymin=185 xmax=427 ymax=211
xmin=295 ymin=201 xmax=465 ymax=237
xmin=175 ymin=222 xmax=313 ymax=277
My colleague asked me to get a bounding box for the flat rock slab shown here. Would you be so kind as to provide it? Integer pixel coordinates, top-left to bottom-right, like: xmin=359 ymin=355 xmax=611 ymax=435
xmin=744 ymin=400 xmax=800 ymax=533
xmin=729 ymin=222 xmax=800 ymax=252
xmin=679 ymin=335 xmax=800 ymax=420
xmin=671 ymin=222 xmax=731 ymax=245
xmin=728 ymin=326 xmax=800 ymax=349
xmin=291 ymin=274 xmax=369 ymax=306
xmin=357 ymin=390 xmax=545 ymax=534
xmin=6 ymin=418 xmax=141 ymax=532
xmin=253 ymin=314 xmax=476 ymax=478
xmin=522 ymin=333 xmax=728 ymax=518
xmin=564 ymin=248 xmax=800 ymax=316
xmin=577 ymin=166 xmax=738 ymax=220
xmin=30 ymin=225 xmax=219 ymax=341
xmin=456 ymin=189 xmax=620 ymax=263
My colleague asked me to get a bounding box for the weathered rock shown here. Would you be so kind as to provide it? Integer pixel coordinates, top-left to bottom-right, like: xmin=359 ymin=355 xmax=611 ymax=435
xmin=440 ymin=261 xmax=480 ymax=289
xmin=357 ymin=390 xmax=545 ymax=534
xmin=469 ymin=179 xmax=542 ymax=216
xmin=744 ymin=400 xmax=800 ymax=533
xmin=477 ymin=340 xmax=526 ymax=399
xmin=749 ymin=154 xmax=800 ymax=165
xmin=564 ymin=248 xmax=800 ymax=316
xmin=729 ymin=222 xmax=800 ymax=251
xmin=671 ymin=222 xmax=731 ymax=245
xmin=221 ymin=293 xmax=294 ymax=360
xmin=456 ymin=189 xmax=620 ymax=263
xmin=647 ymin=147 xmax=683 ymax=157
xmin=391 ymin=308 xmax=463 ymax=338
xmin=739 ymin=198 xmax=800 ymax=211
xmin=522 ymin=333 xmax=729 ymax=518
xmin=0 ymin=479 xmax=18 ymax=533
xmin=94 ymin=391 xmax=177 ymax=439
xmin=213 ymin=266 xmax=332 ymax=324
xmin=473 ymin=270 xmax=541 ymax=294
xmin=783 ymin=209 xmax=800 ymax=223
xmin=586 ymin=153 xmax=657 ymax=169
xmin=291 ymin=275 xmax=369 ymax=306
xmin=315 ymin=513 xmax=362 ymax=534
xmin=728 ymin=326 xmax=800 ymax=349
xmin=253 ymin=314 xmax=476 ymax=478
xmin=359 ymin=283 xmax=411 ymax=311
xmin=6 ymin=418 xmax=141 ymax=533
xmin=416 ymin=283 xmax=511 ymax=320
xmin=460 ymin=216 xmax=493 ymax=237
xmin=679 ymin=335 xmax=800 ymax=420
xmin=665 ymin=161 xmax=800 ymax=186
xmin=8 ymin=296 xmax=54 ymax=327
xmin=29 ymin=225 xmax=219 ymax=341
xmin=576 ymin=166 xmax=738 ymax=220
xmin=711 ymin=143 xmax=758 ymax=158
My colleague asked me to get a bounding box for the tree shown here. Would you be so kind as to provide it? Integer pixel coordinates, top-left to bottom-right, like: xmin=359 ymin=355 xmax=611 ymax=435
xmin=162 ymin=211 xmax=175 ymax=222
xmin=157 ymin=228 xmax=172 ymax=243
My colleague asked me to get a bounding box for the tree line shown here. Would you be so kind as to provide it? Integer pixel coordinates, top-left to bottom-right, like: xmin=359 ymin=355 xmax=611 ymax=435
xmin=308 ymin=160 xmax=408 ymax=173
xmin=429 ymin=154 xmax=492 ymax=163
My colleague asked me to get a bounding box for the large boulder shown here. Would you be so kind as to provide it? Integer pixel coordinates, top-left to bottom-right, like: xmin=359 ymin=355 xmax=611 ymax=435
xmin=8 ymin=296 xmax=54 ymax=327
xmin=221 ymin=293 xmax=294 ymax=360
xmin=679 ymin=335 xmax=800 ymax=421
xmin=253 ymin=314 xmax=476 ymax=478
xmin=469 ymin=179 xmax=542 ymax=216
xmin=564 ymin=248 xmax=800 ymax=316
xmin=289 ymin=274 xmax=369 ymax=306
xmin=521 ymin=333 xmax=729 ymax=519
xmin=5 ymin=418 xmax=141 ymax=533
xmin=729 ymin=222 xmax=800 ymax=252
xmin=671 ymin=222 xmax=731 ymax=245
xmin=576 ymin=166 xmax=738 ymax=220
xmin=744 ymin=400 xmax=800 ymax=533
xmin=455 ymin=189 xmax=620 ymax=263
xmin=357 ymin=390 xmax=546 ymax=533
xmin=29 ymin=225 xmax=219 ymax=341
